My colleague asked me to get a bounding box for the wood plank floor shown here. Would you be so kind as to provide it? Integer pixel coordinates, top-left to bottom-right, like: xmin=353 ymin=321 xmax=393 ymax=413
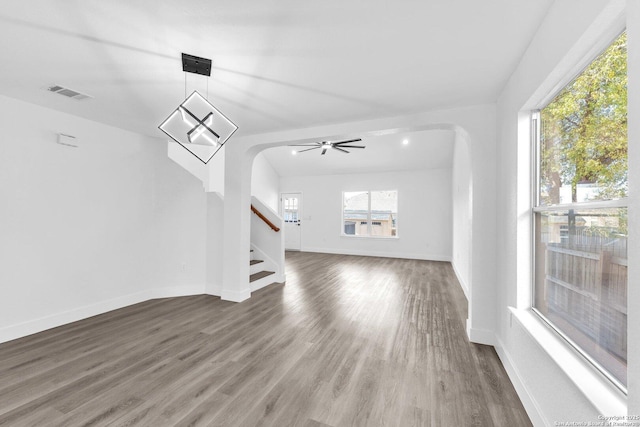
xmin=0 ymin=252 xmax=531 ymax=426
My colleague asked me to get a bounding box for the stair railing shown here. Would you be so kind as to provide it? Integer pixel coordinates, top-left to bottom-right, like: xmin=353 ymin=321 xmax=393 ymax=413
xmin=251 ymin=205 xmax=280 ymax=232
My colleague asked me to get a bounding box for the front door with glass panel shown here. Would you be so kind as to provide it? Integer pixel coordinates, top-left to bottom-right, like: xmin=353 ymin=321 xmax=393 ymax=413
xmin=281 ymin=193 xmax=302 ymax=250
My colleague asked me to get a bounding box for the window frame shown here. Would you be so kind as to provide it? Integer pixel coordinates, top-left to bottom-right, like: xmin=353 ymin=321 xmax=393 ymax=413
xmin=341 ymin=190 xmax=399 ymax=239
xmin=530 ymin=31 xmax=628 ymax=392
xmin=530 ymin=202 xmax=628 ymax=393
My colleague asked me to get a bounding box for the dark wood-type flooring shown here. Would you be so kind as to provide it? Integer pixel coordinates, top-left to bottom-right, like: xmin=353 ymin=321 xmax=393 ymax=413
xmin=0 ymin=252 xmax=531 ymax=426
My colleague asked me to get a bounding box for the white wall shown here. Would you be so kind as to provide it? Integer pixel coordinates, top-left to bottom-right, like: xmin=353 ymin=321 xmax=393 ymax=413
xmin=251 ymin=152 xmax=280 ymax=211
xmin=451 ymin=131 xmax=472 ymax=297
xmin=166 ymin=141 xmax=226 ymax=194
xmin=495 ymin=0 xmax=634 ymax=424
xmin=206 ymin=192 xmax=224 ymax=296
xmin=280 ymin=168 xmax=452 ymax=261
xmin=0 ymin=95 xmax=208 ymax=343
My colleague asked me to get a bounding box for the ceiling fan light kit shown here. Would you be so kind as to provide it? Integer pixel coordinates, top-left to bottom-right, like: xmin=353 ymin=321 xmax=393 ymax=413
xmin=158 ymin=53 xmax=237 ymax=164
xmin=290 ymin=138 xmax=365 ymax=155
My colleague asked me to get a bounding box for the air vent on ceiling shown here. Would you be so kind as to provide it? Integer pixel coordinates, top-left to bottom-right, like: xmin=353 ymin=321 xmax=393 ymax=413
xmin=47 ymin=85 xmax=92 ymax=100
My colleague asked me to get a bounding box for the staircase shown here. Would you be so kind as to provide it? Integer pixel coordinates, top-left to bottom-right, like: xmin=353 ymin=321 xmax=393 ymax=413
xmin=249 ymin=249 xmax=278 ymax=292
xmin=168 ymin=143 xmax=285 ymax=300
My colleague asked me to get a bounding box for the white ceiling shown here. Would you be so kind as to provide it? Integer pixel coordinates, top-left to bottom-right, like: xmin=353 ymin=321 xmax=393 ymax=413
xmin=261 ymin=129 xmax=454 ymax=177
xmin=0 ymin=0 xmax=553 ymax=140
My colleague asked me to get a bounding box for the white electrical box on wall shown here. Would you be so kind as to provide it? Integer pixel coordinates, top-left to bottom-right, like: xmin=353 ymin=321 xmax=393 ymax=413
xmin=57 ymin=133 xmax=78 ymax=147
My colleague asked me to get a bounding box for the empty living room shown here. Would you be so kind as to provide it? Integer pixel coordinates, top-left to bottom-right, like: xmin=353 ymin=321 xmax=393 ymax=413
xmin=0 ymin=1 xmax=638 ymax=426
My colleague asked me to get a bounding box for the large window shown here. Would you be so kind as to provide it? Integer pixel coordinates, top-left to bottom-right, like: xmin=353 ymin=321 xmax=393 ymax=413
xmin=533 ymin=32 xmax=627 ymax=389
xmin=342 ymin=190 xmax=398 ymax=237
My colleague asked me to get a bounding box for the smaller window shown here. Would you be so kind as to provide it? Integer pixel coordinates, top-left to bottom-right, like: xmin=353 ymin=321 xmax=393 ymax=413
xmin=342 ymin=190 xmax=398 ymax=237
xmin=283 ymin=197 xmax=299 ymax=223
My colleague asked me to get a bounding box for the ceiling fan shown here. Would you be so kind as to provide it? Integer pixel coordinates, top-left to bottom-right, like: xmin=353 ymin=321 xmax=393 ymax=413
xmin=290 ymin=138 xmax=365 ymax=155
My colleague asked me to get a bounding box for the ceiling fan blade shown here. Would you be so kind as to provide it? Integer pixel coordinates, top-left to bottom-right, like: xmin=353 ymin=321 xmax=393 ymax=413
xmin=298 ymin=146 xmax=321 ymax=153
xmin=321 ymin=148 xmax=328 ymax=155
xmin=333 ymin=147 xmax=350 ymax=153
xmin=336 ymin=145 xmax=365 ymax=149
xmin=334 ymin=138 xmax=362 ymax=145
xmin=289 ymin=143 xmax=321 ymax=146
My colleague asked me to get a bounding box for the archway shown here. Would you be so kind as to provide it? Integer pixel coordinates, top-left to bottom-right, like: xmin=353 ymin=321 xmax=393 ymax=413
xmin=220 ymin=105 xmax=494 ymax=344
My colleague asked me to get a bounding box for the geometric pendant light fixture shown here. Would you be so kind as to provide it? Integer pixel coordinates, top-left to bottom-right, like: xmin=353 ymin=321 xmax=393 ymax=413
xmin=158 ymin=54 xmax=238 ymax=164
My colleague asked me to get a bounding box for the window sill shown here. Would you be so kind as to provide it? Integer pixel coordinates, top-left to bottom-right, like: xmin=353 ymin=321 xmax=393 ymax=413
xmin=508 ymin=307 xmax=626 ymax=416
xmin=340 ymin=234 xmax=399 ymax=240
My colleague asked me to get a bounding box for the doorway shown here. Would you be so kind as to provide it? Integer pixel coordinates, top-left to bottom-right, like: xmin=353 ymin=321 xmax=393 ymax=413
xmin=281 ymin=192 xmax=302 ymax=250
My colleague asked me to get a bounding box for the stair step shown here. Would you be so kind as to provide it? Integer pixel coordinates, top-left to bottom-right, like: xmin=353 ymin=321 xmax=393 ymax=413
xmin=250 ymin=259 xmax=264 ymax=266
xmin=250 ymin=271 xmax=275 ymax=282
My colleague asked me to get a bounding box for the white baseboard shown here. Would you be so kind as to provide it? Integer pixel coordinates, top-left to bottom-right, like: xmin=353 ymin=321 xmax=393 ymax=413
xmin=494 ymin=337 xmax=547 ymax=427
xmin=451 ymin=261 xmax=469 ymax=300
xmin=301 ymin=247 xmax=452 ymax=262
xmin=206 ymin=282 xmax=222 ymax=297
xmin=250 ymin=273 xmax=287 ymax=292
xmin=467 ymin=327 xmax=545 ymax=425
xmin=221 ymin=288 xmax=251 ymax=303
xmin=0 ymin=284 xmax=206 ymax=345
xmin=466 ymin=319 xmax=496 ymax=346
xmin=151 ymin=284 xmax=205 ymax=299
xmin=250 ymin=278 xmax=275 ymax=293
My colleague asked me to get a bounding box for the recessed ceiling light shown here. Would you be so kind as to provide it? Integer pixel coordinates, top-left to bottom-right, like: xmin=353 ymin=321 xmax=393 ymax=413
xmin=291 ymin=150 xmax=297 ymax=155
xmin=402 ymin=139 xmax=409 ymax=145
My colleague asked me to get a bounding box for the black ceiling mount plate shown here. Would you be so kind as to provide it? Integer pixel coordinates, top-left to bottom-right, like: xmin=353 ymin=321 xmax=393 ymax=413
xmin=182 ymin=53 xmax=212 ymax=76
